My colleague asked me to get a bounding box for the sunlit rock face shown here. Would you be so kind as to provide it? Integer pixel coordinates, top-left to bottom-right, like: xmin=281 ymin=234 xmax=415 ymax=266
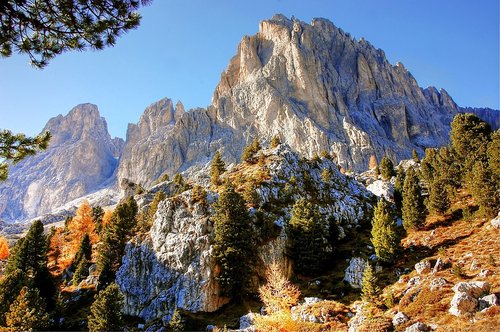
xmin=0 ymin=104 xmax=123 ymax=222
xmin=118 ymin=15 xmax=466 ymax=190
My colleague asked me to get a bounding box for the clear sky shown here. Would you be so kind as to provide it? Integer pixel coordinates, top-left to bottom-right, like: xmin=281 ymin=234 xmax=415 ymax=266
xmin=0 ymin=0 xmax=498 ymax=139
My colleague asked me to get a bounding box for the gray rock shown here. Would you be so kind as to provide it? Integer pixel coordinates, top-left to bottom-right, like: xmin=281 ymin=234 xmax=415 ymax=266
xmin=429 ymin=277 xmax=448 ymax=291
xmin=407 ymin=276 xmax=421 ymax=288
xmin=479 ymin=269 xmax=493 ymax=278
xmin=415 ymin=260 xmax=431 ymax=275
xmin=449 ymin=292 xmax=478 ymax=316
xmin=405 ymin=322 xmax=430 ymax=332
xmin=392 ymin=311 xmax=409 ymax=326
xmin=239 ymin=312 xmax=257 ymax=329
xmin=344 ymin=258 xmax=367 ymax=289
xmin=432 ymin=257 xmax=447 ymax=273
xmin=478 ymin=294 xmax=499 ymax=311
xmin=452 ymin=281 xmax=491 ymax=298
xmin=491 ymin=213 xmax=500 ymax=229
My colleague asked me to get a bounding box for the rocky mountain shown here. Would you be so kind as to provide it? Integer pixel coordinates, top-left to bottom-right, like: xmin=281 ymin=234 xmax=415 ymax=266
xmin=117 ymin=14 xmax=473 ymax=190
xmin=0 ymin=104 xmax=123 ymax=223
xmin=460 ymin=107 xmax=499 ymax=130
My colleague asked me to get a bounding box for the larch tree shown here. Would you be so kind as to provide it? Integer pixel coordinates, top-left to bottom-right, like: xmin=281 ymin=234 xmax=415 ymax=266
xmin=380 ymin=156 xmax=395 ymax=180
xmin=0 ymin=235 xmax=9 ymax=260
xmin=210 ymin=151 xmax=226 ymax=185
xmin=0 ymin=269 xmax=28 ymax=326
xmin=270 ymin=135 xmax=281 ymax=148
xmin=0 ymin=0 xmax=152 ymax=68
xmin=371 ymin=199 xmax=399 ymax=264
xmin=402 ymin=167 xmax=426 ymax=230
xmin=259 ymin=263 xmax=300 ymax=314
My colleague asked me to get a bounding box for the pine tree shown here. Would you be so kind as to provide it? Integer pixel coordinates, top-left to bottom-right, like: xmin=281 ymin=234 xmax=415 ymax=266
xmin=374 ymin=165 xmax=380 ymax=178
xmin=450 ymin=113 xmax=491 ymax=165
xmin=394 ymin=165 xmax=406 ymax=214
xmin=412 ymin=149 xmax=420 ymax=163
xmin=0 ymin=269 xmax=28 ymax=326
xmin=371 ymin=199 xmax=399 ymax=264
xmin=252 ymin=138 xmax=261 ymax=152
xmin=73 ymin=257 xmax=90 ymax=286
xmin=361 ymin=263 xmax=379 ymax=303
xmin=286 ymin=199 xmax=327 ymax=275
xmin=321 ymin=168 xmax=331 ymax=183
xmin=210 ymin=151 xmax=226 ymax=185
xmin=487 ymin=130 xmax=500 ymax=182
xmin=470 ymin=161 xmax=498 ymax=217
xmin=88 ymin=283 xmax=124 ymax=332
xmin=5 ymin=286 xmax=49 ymax=331
xmin=428 ymin=179 xmax=450 ymax=215
xmin=380 ymin=156 xmax=395 ymax=180
xmin=402 ymin=167 xmax=426 ymax=230
xmin=169 ymin=308 xmax=185 ymax=331
xmin=270 ymin=135 xmax=281 ymax=148
xmin=72 ymin=233 xmax=92 ymax=270
xmin=241 ymin=145 xmax=255 ymax=162
xmin=212 ymin=184 xmax=254 ymax=296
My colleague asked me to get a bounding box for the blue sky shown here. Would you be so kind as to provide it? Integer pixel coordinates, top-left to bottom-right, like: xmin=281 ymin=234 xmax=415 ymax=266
xmin=0 ymin=0 xmax=498 ymax=139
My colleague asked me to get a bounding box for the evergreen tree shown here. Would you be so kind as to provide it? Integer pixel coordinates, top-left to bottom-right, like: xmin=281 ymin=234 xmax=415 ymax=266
xmin=361 ymin=263 xmax=379 ymax=303
xmin=241 ymin=145 xmax=255 ymax=162
xmin=0 ymin=129 xmax=51 ymax=181
xmin=212 ymin=184 xmax=254 ymax=296
xmin=0 ymin=269 xmax=28 ymax=325
xmin=72 ymin=233 xmax=92 ymax=270
xmin=5 ymin=286 xmax=49 ymax=331
xmin=286 ymin=199 xmax=327 ymax=275
xmin=169 ymin=308 xmax=185 ymax=331
xmin=374 ymin=165 xmax=380 ymax=178
xmin=380 ymin=156 xmax=395 ymax=180
xmin=88 ymin=283 xmax=124 ymax=332
xmin=450 ymin=113 xmax=492 ymax=165
xmin=270 ymin=135 xmax=281 ymax=148
xmin=252 ymin=138 xmax=261 ymax=152
xmin=428 ymin=179 xmax=450 ymax=215
xmin=321 ymin=168 xmax=332 ymax=183
xmin=371 ymin=199 xmax=399 ymax=264
xmin=402 ymin=167 xmax=426 ymax=230
xmin=137 ymin=191 xmax=166 ymax=233
xmin=470 ymin=161 xmax=498 ymax=217
xmin=394 ymin=165 xmax=406 ymax=214
xmin=210 ymin=151 xmax=226 ymax=185
xmin=73 ymin=257 xmax=90 ymax=286
xmin=412 ymin=149 xmax=420 ymax=163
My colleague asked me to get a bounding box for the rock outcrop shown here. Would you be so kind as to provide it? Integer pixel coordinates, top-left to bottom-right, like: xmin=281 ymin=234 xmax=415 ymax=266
xmin=0 ymin=104 xmax=123 ymax=223
xmin=117 ymin=14 xmax=484 ymax=191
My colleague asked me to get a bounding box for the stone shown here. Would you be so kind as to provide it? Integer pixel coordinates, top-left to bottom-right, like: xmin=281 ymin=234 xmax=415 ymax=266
xmin=470 ymin=259 xmax=479 ymax=271
xmin=366 ymin=180 xmax=394 ymax=201
xmin=478 ymin=294 xmax=499 ymax=311
xmin=491 ymin=213 xmax=500 ymax=229
xmin=239 ymin=313 xmax=257 ymax=330
xmin=392 ymin=311 xmax=409 ymax=326
xmin=344 ymin=258 xmax=367 ymax=289
xmin=405 ymin=321 xmax=430 ymax=332
xmin=429 ymin=277 xmax=448 ymax=291
xmin=449 ymin=292 xmax=478 ymax=316
xmin=432 ymin=257 xmax=448 ymax=273
xmin=452 ymin=281 xmax=491 ymax=298
xmin=407 ymin=276 xmax=421 ymax=288
xmin=415 ymin=260 xmax=432 ymax=274
xmin=479 ymin=269 xmax=493 ymax=278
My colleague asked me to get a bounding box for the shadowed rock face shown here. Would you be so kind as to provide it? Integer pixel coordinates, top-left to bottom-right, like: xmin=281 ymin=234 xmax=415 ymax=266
xmin=117 ymin=15 xmax=469 ymax=189
xmin=0 ymin=104 xmax=123 ymax=222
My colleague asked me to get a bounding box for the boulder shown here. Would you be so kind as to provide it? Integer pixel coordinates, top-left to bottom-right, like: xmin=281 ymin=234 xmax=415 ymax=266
xmin=407 ymin=276 xmax=421 ymax=288
xmin=429 ymin=277 xmax=448 ymax=291
xmin=452 ymin=281 xmax=491 ymax=298
xmin=344 ymin=258 xmax=367 ymax=289
xmin=415 ymin=260 xmax=431 ymax=275
xmin=392 ymin=311 xmax=409 ymax=326
xmin=405 ymin=322 xmax=430 ymax=332
xmin=478 ymin=269 xmax=493 ymax=278
xmin=449 ymin=292 xmax=478 ymax=316
xmin=239 ymin=312 xmax=257 ymax=330
xmin=491 ymin=213 xmax=500 ymax=229
xmin=478 ymin=294 xmax=499 ymax=311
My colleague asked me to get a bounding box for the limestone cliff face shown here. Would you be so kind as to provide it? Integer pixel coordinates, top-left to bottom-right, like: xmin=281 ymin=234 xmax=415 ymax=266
xmin=117 ymin=15 xmax=467 ymax=189
xmin=0 ymin=104 xmax=123 ymax=222
xmin=117 ymin=145 xmax=372 ymax=321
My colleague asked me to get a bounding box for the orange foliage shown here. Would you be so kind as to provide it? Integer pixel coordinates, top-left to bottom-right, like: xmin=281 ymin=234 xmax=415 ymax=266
xmin=48 ymin=200 xmax=100 ymax=274
xmin=369 ymin=155 xmax=378 ymax=170
xmin=259 ymin=263 xmax=300 ymax=314
xmin=0 ymin=236 xmax=9 ymax=260
xmin=101 ymin=210 xmax=113 ymax=228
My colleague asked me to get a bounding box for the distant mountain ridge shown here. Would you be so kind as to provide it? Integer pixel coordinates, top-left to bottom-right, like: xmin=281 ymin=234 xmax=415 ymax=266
xmin=1 ymin=14 xmax=498 ymax=224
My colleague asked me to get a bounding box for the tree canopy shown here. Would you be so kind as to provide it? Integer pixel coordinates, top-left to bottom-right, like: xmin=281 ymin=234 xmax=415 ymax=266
xmin=0 ymin=0 xmax=152 ymax=68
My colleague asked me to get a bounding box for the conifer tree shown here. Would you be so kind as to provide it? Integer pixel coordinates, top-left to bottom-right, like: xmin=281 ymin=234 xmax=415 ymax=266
xmin=92 ymin=206 xmax=105 ymax=233
xmin=72 ymin=233 xmax=92 ymax=270
xmin=380 ymin=156 xmax=395 ymax=180
xmin=487 ymin=130 xmax=500 ymax=182
xmin=412 ymin=149 xmax=420 ymax=163
xmin=210 ymin=151 xmax=226 ymax=185
xmin=169 ymin=308 xmax=185 ymax=331
xmin=470 ymin=161 xmax=498 ymax=217
xmin=428 ymin=179 xmax=450 ymax=215
xmin=5 ymin=286 xmax=49 ymax=330
xmin=73 ymin=257 xmax=90 ymax=286
xmin=270 ymin=135 xmax=281 ymax=148
xmin=450 ymin=113 xmax=491 ymax=165
xmin=259 ymin=263 xmax=300 ymax=314
xmin=394 ymin=165 xmax=405 ymax=214
xmin=402 ymin=167 xmax=426 ymax=230
xmin=321 ymin=168 xmax=331 ymax=183
xmin=252 ymin=138 xmax=261 ymax=152
xmin=0 ymin=269 xmax=28 ymax=326
xmin=88 ymin=283 xmax=124 ymax=332
xmin=374 ymin=165 xmax=380 ymax=178
xmin=371 ymin=199 xmax=399 ymax=264
xmin=212 ymin=184 xmax=254 ymax=296
xmin=286 ymin=199 xmax=327 ymax=275
xmin=0 ymin=235 xmax=9 ymax=260
xmin=361 ymin=263 xmax=379 ymax=303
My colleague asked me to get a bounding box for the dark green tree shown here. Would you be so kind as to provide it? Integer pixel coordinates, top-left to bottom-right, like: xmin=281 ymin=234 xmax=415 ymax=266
xmin=371 ymin=199 xmax=399 ymax=264
xmin=428 ymin=179 xmax=450 ymax=215
xmin=0 ymin=0 xmax=152 ymax=68
xmin=5 ymin=286 xmax=49 ymax=330
xmin=402 ymin=167 xmax=426 ymax=230
xmin=487 ymin=130 xmax=500 ymax=185
xmin=212 ymin=184 xmax=254 ymax=296
xmin=210 ymin=151 xmax=226 ymax=185
xmin=470 ymin=161 xmax=498 ymax=217
xmin=0 ymin=129 xmax=51 ymax=180
xmin=412 ymin=149 xmax=420 ymax=163
xmin=169 ymin=307 xmax=185 ymax=331
xmin=72 ymin=233 xmax=92 ymax=269
xmin=87 ymin=283 xmax=124 ymax=332
xmin=361 ymin=263 xmax=379 ymax=303
xmin=0 ymin=269 xmax=28 ymax=325
xmin=286 ymin=199 xmax=327 ymax=275
xmin=241 ymin=145 xmax=255 ymax=162
xmin=380 ymin=156 xmax=395 ymax=180
xmin=72 ymin=257 xmax=90 ymax=286
xmin=394 ymin=165 xmax=406 ymax=214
